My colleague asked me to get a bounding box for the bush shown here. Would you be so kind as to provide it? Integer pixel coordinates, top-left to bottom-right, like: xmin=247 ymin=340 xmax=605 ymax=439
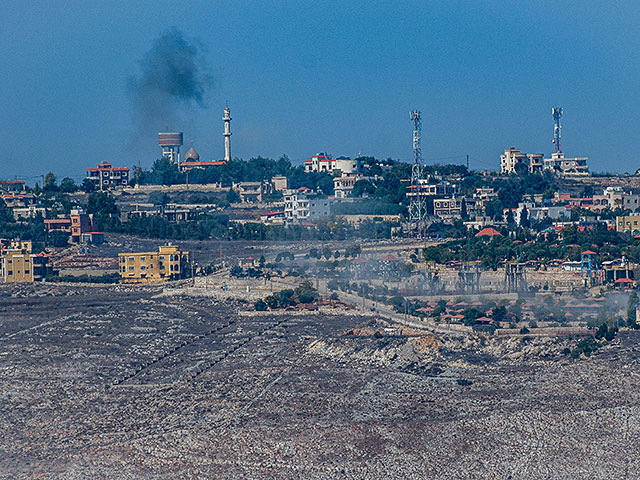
xmin=571 ymin=337 xmax=600 ymax=359
xmin=265 ymin=295 xmax=279 ymax=309
xmin=254 ymin=299 xmax=267 ymax=311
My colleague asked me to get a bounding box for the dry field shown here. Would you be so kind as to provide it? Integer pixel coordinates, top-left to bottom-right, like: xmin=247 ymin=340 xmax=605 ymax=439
xmin=1 ymin=283 xmax=639 ymax=479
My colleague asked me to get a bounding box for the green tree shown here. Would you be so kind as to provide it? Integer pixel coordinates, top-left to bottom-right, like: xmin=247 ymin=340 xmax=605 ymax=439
xmin=81 ymin=178 xmax=95 ymax=193
xmin=59 ymin=177 xmax=78 ymax=193
xmin=491 ymin=305 xmax=507 ymax=323
xmin=43 ymin=172 xmax=57 ymax=192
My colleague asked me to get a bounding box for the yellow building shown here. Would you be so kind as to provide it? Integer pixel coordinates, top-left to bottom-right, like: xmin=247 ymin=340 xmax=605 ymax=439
xmin=118 ymin=244 xmax=189 ymax=283
xmin=615 ymin=215 xmax=640 ymax=233
xmin=0 ymin=240 xmax=54 ymax=283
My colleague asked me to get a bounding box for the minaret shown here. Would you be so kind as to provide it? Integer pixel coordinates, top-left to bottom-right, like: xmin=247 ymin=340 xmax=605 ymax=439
xmin=223 ymin=106 xmax=232 ymax=162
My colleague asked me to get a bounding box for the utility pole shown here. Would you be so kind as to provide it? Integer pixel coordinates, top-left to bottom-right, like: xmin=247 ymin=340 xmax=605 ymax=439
xmin=466 ymin=154 xmax=469 ymax=170
xmin=191 ymin=251 xmax=195 ymax=287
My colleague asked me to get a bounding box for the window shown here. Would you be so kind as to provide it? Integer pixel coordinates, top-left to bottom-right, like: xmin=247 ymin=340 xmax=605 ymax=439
xmin=140 ymin=256 xmax=146 ymax=261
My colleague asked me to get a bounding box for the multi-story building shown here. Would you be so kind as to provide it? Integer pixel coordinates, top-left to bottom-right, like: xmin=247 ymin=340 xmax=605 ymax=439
xmin=44 ymin=209 xmax=101 ymax=244
xmin=543 ymin=152 xmax=589 ymax=176
xmin=434 ymin=197 xmax=463 ymax=220
xmin=232 ymin=181 xmax=272 ymax=203
xmin=616 ymin=215 xmax=640 ymax=234
xmin=271 ymin=176 xmax=289 ymax=192
xmin=0 ymin=180 xmax=26 ymax=194
xmin=118 ymin=244 xmax=189 ymax=283
xmin=283 ymin=188 xmax=332 ymax=222
xmin=500 ymin=148 xmax=544 ymax=174
xmin=465 ymin=187 xmax=498 ymax=217
xmin=0 ymin=241 xmax=53 ymax=283
xmin=85 ymin=163 xmax=130 ymax=190
xmin=304 ymin=153 xmax=363 ymax=175
xmin=333 ymin=173 xmax=363 ymax=198
xmin=504 ymin=202 xmax=570 ymax=225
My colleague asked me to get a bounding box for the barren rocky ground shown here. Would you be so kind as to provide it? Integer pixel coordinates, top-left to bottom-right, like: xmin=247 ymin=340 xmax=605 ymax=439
xmin=1 ymin=283 xmax=639 ymax=479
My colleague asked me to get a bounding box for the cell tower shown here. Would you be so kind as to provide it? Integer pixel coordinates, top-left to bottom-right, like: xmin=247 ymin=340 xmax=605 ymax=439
xmin=552 ymin=107 xmax=563 ymax=153
xmin=408 ymin=110 xmax=428 ymax=236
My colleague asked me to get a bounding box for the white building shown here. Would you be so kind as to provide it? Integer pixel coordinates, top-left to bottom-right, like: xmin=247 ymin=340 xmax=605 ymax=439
xmin=333 ymin=173 xmax=364 ymax=198
xmin=304 ymin=153 xmax=364 ymax=175
xmin=500 ymin=148 xmax=544 ymax=174
xmin=283 ymin=188 xmax=332 ymax=222
xmin=433 ymin=197 xmax=463 ymax=220
xmin=503 ymin=202 xmax=570 ymax=225
xmin=543 ymin=152 xmax=589 ymax=176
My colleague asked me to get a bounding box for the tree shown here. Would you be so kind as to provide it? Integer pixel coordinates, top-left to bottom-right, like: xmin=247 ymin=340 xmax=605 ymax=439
xmin=254 ymin=299 xmax=267 ymax=311
xmin=226 ymin=189 xmax=241 ymax=203
xmin=295 ymin=281 xmax=318 ymax=304
xmin=491 ymin=305 xmax=507 ymax=323
xmin=0 ymin=201 xmax=13 ymax=223
xmin=81 ymin=178 xmax=95 ymax=193
xmin=43 ymin=172 xmax=57 ymax=192
xmin=520 ymin=207 xmax=530 ymax=228
xmin=265 ymin=295 xmax=279 ymax=309
xmin=279 ymin=289 xmax=296 ymax=306
xmin=59 ymin=177 xmax=78 ymax=193
xmin=86 ymin=192 xmax=118 ymax=228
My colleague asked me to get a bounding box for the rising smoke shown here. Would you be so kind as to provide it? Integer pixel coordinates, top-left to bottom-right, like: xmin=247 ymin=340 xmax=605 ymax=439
xmin=128 ymin=27 xmax=212 ymax=142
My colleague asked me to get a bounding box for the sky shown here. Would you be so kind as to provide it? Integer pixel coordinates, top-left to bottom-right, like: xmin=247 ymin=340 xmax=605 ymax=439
xmin=1 ymin=0 xmax=639 ymax=182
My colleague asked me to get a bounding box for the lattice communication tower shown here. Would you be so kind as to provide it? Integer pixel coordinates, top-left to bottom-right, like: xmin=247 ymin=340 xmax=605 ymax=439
xmin=408 ymin=110 xmax=428 ymax=236
xmin=552 ymin=107 xmax=563 ymax=153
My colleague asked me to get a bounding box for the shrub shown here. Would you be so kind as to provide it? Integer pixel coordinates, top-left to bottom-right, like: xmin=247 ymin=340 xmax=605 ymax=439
xmin=254 ymin=299 xmax=267 ymax=311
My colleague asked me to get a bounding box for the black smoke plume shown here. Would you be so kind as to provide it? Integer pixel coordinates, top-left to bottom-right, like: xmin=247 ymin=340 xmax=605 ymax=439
xmin=128 ymin=27 xmax=212 ymax=138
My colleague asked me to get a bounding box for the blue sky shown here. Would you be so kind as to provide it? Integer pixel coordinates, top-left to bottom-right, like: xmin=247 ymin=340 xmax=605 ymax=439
xmin=1 ymin=0 xmax=639 ymax=181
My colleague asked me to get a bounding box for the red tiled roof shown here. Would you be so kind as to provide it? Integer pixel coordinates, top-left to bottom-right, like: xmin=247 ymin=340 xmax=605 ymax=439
xmin=615 ymin=278 xmax=634 ymax=283
xmin=380 ymin=254 xmax=400 ymax=262
xmin=582 ymin=250 xmax=597 ymax=255
xmin=475 ymin=227 xmax=502 ymax=237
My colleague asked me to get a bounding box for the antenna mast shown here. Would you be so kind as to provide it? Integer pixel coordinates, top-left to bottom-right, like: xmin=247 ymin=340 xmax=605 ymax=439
xmin=552 ymin=107 xmax=563 ymax=153
xmin=408 ymin=110 xmax=428 ymax=236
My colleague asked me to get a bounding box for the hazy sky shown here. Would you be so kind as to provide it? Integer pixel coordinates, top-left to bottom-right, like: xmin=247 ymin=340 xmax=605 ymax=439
xmin=2 ymin=0 xmax=639 ymax=182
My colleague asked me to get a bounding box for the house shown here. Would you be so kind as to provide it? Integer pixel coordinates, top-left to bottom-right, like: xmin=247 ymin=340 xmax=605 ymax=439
xmin=303 ymin=153 xmax=363 ymax=175
xmin=333 ymin=173 xmax=363 ymax=198
xmin=0 ymin=241 xmax=53 ymax=283
xmin=283 ymin=188 xmax=332 ymax=222
xmin=543 ymin=152 xmax=589 ymax=176
xmin=44 ymin=209 xmax=102 ymax=244
xmin=500 ymin=148 xmax=544 ymax=174
xmin=232 ymin=181 xmax=271 ymax=203
xmin=434 ymin=197 xmax=463 ymax=220
xmin=118 ymin=244 xmax=189 ymax=283
xmin=85 ymin=163 xmax=130 ymax=190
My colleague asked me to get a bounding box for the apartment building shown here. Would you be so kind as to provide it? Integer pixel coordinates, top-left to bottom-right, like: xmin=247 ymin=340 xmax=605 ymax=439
xmin=543 ymin=152 xmax=589 ymax=176
xmin=616 ymin=215 xmax=640 ymax=234
xmin=303 ymin=153 xmax=363 ymax=175
xmin=85 ymin=162 xmax=130 ymax=190
xmin=283 ymin=188 xmax=332 ymax=222
xmin=434 ymin=197 xmax=463 ymax=220
xmin=500 ymin=148 xmax=544 ymax=174
xmin=118 ymin=244 xmax=189 ymax=283
xmin=0 ymin=241 xmax=53 ymax=283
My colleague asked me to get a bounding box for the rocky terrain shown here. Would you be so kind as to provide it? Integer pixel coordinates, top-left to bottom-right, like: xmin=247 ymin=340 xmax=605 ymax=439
xmin=1 ymin=283 xmax=639 ymax=479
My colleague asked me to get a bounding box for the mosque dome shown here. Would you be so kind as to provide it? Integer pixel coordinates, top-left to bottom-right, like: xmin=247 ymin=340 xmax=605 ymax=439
xmin=184 ymin=147 xmax=199 ymax=161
